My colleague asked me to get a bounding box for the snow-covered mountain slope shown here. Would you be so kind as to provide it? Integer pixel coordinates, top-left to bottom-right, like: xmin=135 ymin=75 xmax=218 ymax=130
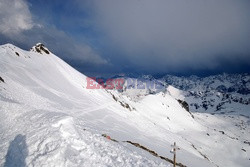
xmin=112 ymin=76 xmax=250 ymax=166
xmin=0 ymin=44 xmax=249 ymax=167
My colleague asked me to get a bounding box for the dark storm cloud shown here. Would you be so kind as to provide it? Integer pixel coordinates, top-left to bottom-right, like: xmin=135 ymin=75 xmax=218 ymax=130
xmin=77 ymin=0 xmax=250 ymax=74
xmin=0 ymin=0 xmax=108 ymax=72
xmin=1 ymin=0 xmax=250 ymax=76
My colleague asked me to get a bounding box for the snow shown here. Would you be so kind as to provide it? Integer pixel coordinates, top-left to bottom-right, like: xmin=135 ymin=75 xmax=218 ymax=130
xmin=0 ymin=44 xmax=249 ymax=167
xmin=166 ymin=85 xmax=185 ymax=100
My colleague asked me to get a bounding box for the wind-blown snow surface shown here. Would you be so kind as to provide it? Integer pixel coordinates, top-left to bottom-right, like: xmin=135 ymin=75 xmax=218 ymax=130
xmin=0 ymin=44 xmax=249 ymax=167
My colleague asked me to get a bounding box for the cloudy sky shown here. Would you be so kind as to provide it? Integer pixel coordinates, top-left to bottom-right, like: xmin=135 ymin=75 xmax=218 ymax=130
xmin=0 ymin=0 xmax=250 ymax=77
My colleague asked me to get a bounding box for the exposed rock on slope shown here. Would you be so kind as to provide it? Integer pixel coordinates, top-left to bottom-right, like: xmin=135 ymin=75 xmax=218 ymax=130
xmin=0 ymin=76 xmax=4 ymax=83
xmin=30 ymin=43 xmax=50 ymax=55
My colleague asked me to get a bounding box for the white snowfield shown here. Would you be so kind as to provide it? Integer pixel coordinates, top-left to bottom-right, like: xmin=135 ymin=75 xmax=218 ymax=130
xmin=0 ymin=44 xmax=249 ymax=167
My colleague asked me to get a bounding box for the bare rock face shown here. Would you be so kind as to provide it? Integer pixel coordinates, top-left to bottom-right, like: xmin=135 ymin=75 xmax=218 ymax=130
xmin=177 ymin=99 xmax=189 ymax=112
xmin=177 ymin=99 xmax=194 ymax=118
xmin=30 ymin=43 xmax=50 ymax=55
xmin=0 ymin=76 xmax=4 ymax=83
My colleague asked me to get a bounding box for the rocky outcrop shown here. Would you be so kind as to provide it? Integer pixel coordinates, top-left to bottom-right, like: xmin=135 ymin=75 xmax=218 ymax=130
xmin=30 ymin=43 xmax=50 ymax=55
xmin=177 ymin=99 xmax=194 ymax=118
xmin=0 ymin=76 xmax=4 ymax=83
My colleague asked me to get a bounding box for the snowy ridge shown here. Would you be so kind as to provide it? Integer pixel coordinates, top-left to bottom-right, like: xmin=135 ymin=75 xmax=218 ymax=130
xmin=0 ymin=44 xmax=249 ymax=167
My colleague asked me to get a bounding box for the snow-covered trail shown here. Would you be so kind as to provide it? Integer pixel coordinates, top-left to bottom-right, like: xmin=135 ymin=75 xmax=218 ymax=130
xmin=1 ymin=109 xmax=171 ymax=167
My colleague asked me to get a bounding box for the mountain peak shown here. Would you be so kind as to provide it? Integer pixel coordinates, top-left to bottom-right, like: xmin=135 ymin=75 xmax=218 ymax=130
xmin=30 ymin=43 xmax=50 ymax=55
